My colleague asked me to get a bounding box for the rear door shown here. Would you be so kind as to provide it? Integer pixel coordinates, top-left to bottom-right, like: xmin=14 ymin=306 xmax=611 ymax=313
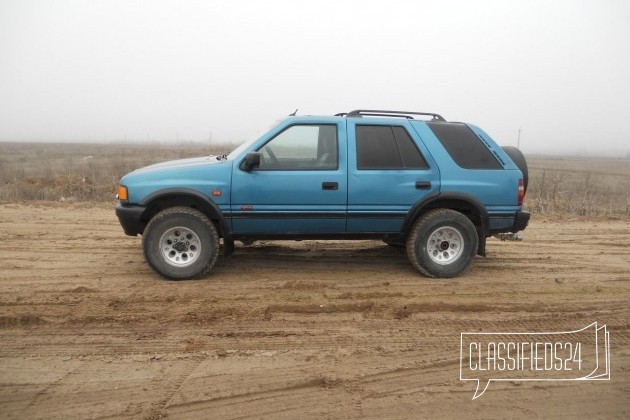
xmin=346 ymin=119 xmax=440 ymax=233
xmin=231 ymin=121 xmax=347 ymax=234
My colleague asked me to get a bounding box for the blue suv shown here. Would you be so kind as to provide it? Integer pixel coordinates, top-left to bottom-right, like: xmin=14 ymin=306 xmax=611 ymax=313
xmin=116 ymin=110 xmax=529 ymax=280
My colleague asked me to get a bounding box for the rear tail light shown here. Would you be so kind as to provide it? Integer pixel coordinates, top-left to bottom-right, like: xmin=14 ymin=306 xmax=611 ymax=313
xmin=518 ymin=179 xmax=525 ymax=206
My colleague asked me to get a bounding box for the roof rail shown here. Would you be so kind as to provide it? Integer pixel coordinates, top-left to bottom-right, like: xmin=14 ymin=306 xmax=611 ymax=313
xmin=345 ymin=109 xmax=446 ymax=121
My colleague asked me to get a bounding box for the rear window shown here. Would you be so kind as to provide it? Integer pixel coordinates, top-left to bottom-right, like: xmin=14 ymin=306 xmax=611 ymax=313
xmin=427 ymin=122 xmax=502 ymax=169
xmin=356 ymin=125 xmax=429 ymax=170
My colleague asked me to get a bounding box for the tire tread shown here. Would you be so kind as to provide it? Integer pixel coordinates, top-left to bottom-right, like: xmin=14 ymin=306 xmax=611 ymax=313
xmin=142 ymin=206 xmax=219 ymax=280
xmin=406 ymin=208 xmax=478 ymax=278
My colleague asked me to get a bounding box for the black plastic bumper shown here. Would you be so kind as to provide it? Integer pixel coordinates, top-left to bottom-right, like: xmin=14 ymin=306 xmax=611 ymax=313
xmin=115 ymin=203 xmax=146 ymax=236
xmin=512 ymin=211 xmax=530 ymax=232
xmin=488 ymin=211 xmax=531 ymax=235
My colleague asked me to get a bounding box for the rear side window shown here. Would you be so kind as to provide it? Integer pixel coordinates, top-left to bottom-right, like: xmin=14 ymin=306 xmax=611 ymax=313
xmin=427 ymin=122 xmax=502 ymax=169
xmin=356 ymin=125 xmax=429 ymax=170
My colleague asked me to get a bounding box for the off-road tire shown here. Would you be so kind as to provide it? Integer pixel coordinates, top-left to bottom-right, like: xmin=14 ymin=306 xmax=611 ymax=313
xmin=406 ymin=209 xmax=478 ymax=278
xmin=142 ymin=207 xmax=219 ymax=280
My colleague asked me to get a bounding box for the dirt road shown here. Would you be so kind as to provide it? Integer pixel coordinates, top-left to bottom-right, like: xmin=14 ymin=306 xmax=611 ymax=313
xmin=0 ymin=202 xmax=628 ymax=419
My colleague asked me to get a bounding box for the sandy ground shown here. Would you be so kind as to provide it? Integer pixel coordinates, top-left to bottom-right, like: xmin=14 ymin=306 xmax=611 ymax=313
xmin=0 ymin=202 xmax=628 ymax=419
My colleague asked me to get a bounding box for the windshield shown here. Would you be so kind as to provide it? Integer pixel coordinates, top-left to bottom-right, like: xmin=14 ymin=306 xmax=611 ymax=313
xmin=226 ymin=136 xmax=259 ymax=160
xmin=226 ymin=118 xmax=287 ymax=160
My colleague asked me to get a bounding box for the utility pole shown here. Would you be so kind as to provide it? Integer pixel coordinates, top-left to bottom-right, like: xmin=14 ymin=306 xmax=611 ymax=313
xmin=517 ymin=128 xmax=522 ymax=149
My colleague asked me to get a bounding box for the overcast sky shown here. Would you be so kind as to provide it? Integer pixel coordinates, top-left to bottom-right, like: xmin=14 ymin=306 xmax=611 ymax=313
xmin=1 ymin=0 xmax=629 ymax=154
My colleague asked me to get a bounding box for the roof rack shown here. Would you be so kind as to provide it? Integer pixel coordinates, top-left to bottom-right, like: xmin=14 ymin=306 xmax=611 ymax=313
xmin=343 ymin=109 xmax=446 ymax=121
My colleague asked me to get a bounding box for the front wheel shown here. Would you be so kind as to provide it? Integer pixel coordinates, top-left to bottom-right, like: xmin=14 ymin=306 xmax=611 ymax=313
xmin=406 ymin=209 xmax=478 ymax=278
xmin=142 ymin=207 xmax=220 ymax=280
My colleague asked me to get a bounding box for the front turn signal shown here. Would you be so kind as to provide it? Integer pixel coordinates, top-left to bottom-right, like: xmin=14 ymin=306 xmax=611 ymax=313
xmin=117 ymin=185 xmax=128 ymax=201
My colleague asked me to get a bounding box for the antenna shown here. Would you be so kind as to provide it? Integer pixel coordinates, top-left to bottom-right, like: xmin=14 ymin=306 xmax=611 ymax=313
xmin=289 ymin=109 xmax=298 ymax=116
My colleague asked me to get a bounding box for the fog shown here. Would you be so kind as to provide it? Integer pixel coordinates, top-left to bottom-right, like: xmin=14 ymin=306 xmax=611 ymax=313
xmin=1 ymin=0 xmax=629 ymax=155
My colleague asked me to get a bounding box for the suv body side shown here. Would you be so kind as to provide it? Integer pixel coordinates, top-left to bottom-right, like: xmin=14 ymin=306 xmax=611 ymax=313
xmin=115 ymin=111 xmax=530 ymax=279
xmin=117 ymin=116 xmax=525 ymax=238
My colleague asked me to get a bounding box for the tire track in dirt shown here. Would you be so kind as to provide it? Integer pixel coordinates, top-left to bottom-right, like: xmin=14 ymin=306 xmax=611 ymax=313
xmin=17 ymin=362 xmax=86 ymax=419
xmin=0 ymin=203 xmax=628 ymax=418
xmin=145 ymin=357 xmax=206 ymax=420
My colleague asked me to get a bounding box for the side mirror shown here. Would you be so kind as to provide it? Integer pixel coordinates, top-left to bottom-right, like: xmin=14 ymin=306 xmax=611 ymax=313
xmin=241 ymin=152 xmax=261 ymax=171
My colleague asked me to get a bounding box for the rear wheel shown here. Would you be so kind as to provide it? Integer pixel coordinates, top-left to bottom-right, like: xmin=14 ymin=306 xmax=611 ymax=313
xmin=406 ymin=209 xmax=478 ymax=278
xmin=142 ymin=207 xmax=219 ymax=280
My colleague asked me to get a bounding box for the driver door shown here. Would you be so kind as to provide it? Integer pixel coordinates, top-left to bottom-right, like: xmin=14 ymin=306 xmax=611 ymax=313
xmin=231 ymin=122 xmax=347 ymax=234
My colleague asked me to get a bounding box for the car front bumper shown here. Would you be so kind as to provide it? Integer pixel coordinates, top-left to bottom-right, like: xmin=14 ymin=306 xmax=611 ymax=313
xmin=115 ymin=203 xmax=146 ymax=236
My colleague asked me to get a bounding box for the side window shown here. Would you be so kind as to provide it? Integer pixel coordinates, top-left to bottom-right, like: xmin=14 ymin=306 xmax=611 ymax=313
xmin=258 ymin=124 xmax=338 ymax=170
xmin=392 ymin=126 xmax=429 ymax=169
xmin=356 ymin=125 xmax=429 ymax=170
xmin=427 ymin=122 xmax=502 ymax=169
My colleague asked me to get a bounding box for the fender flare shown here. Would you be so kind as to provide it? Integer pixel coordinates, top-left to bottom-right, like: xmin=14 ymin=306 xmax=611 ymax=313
xmin=402 ymin=192 xmax=489 ymax=256
xmin=139 ymin=188 xmax=234 ymax=254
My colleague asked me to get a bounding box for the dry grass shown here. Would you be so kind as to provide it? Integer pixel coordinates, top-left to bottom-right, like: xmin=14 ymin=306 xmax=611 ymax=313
xmin=0 ymin=142 xmax=229 ymax=202
xmin=525 ymin=155 xmax=630 ymax=217
xmin=1 ymin=142 xmax=628 ymax=217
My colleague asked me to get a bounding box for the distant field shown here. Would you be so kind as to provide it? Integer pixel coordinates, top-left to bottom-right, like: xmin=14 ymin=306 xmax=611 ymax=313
xmin=0 ymin=142 xmax=228 ymax=202
xmin=1 ymin=142 xmax=628 ymax=217
xmin=527 ymin=155 xmax=629 ymax=217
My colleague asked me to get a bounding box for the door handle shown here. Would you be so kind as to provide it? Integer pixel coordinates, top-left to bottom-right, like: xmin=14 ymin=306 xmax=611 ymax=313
xmin=322 ymin=182 xmax=338 ymax=190
xmin=415 ymin=181 xmax=431 ymax=190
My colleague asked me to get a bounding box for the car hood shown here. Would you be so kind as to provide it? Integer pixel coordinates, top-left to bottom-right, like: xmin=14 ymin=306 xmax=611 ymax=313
xmin=132 ymin=156 xmax=224 ymax=173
